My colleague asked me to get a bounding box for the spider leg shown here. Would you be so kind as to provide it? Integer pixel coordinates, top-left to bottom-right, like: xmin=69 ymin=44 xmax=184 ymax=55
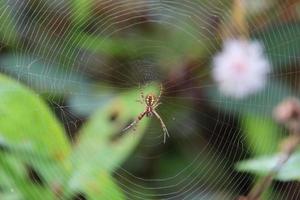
xmin=156 ymin=83 xmax=163 ymax=102
xmin=153 ymin=110 xmax=169 ymax=143
xmin=153 ymin=102 xmax=162 ymax=109
xmin=152 ymin=84 xmax=163 ymax=107
xmin=139 ymin=83 xmax=145 ymax=100
xmin=122 ymin=110 xmax=147 ymax=133
xmin=136 ymin=99 xmax=143 ymax=104
xmin=135 ymin=83 xmax=145 ymax=104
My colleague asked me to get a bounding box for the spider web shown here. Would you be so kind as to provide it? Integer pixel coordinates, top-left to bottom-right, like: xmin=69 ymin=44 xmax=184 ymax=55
xmin=0 ymin=0 xmax=299 ymax=199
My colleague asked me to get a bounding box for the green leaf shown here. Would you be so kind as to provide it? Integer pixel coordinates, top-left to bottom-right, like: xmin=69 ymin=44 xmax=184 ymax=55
xmin=0 ymin=73 xmax=71 ymax=194
xmin=0 ymin=153 xmax=25 ymax=200
xmin=242 ymin=113 xmax=283 ymax=155
xmin=0 ymin=152 xmax=55 ymax=200
xmin=72 ymin=83 xmax=157 ymax=171
xmin=236 ymin=152 xmax=300 ymax=181
xmin=69 ymin=170 xmax=125 ymax=200
xmin=67 ymin=83 xmax=159 ymax=198
xmin=0 ymin=141 xmax=71 ymax=199
xmin=254 ymin=23 xmax=300 ymax=68
xmin=0 ymin=73 xmax=70 ymax=159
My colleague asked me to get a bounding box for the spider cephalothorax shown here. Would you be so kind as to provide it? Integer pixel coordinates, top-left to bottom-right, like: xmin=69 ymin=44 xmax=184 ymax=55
xmin=122 ymin=84 xmax=170 ymax=143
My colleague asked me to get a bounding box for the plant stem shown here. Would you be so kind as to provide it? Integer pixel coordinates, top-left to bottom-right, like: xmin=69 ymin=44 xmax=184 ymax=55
xmin=246 ymin=134 xmax=300 ymax=200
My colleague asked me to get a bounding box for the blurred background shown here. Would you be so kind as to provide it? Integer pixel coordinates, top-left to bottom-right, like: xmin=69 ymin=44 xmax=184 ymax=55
xmin=0 ymin=0 xmax=300 ymax=199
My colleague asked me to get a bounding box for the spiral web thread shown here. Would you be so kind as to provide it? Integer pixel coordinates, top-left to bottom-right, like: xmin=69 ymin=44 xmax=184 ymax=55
xmin=0 ymin=0 xmax=299 ymax=199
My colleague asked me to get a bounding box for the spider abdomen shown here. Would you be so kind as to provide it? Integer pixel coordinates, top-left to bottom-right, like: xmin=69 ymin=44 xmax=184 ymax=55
xmin=146 ymin=106 xmax=153 ymax=117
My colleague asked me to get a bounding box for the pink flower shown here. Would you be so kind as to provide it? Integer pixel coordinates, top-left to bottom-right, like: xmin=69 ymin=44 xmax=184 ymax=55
xmin=212 ymin=39 xmax=270 ymax=98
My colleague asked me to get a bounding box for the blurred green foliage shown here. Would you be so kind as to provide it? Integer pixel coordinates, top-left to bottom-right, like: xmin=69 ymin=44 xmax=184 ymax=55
xmin=0 ymin=73 xmax=159 ymax=199
xmin=236 ymin=152 xmax=300 ymax=181
xmin=0 ymin=0 xmax=300 ymax=199
xmin=242 ymin=113 xmax=283 ymax=156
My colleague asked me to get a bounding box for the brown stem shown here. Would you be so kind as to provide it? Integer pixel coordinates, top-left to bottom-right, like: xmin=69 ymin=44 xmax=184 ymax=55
xmin=246 ymin=133 xmax=300 ymax=200
xmin=221 ymin=0 xmax=249 ymax=40
xmin=232 ymin=0 xmax=248 ymax=38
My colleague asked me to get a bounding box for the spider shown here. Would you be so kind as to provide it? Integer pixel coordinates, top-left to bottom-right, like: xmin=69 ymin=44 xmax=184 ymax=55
xmin=122 ymin=84 xmax=170 ymax=143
